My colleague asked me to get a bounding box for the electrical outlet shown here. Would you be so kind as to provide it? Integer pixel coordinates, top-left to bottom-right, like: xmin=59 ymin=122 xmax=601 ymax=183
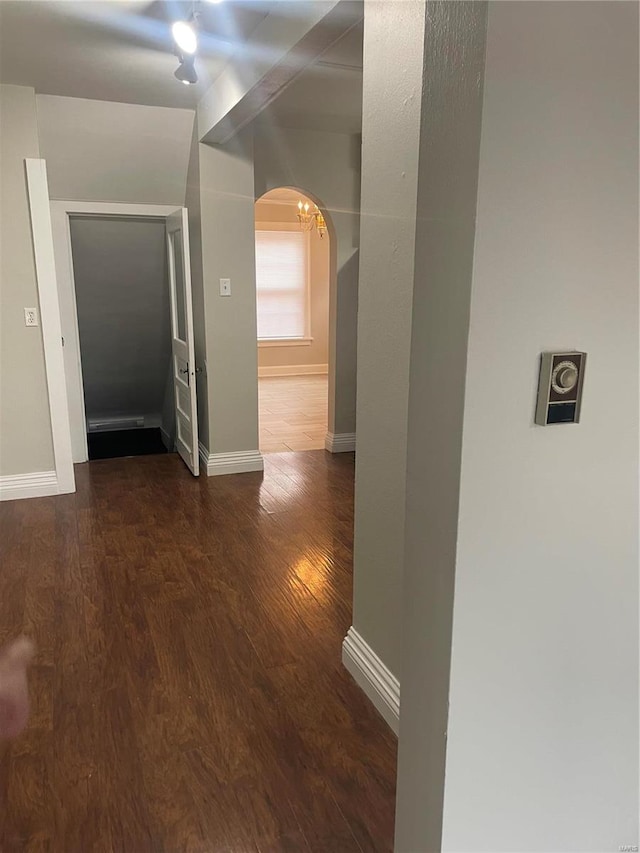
xmin=219 ymin=278 xmax=231 ymax=297
xmin=24 ymin=308 xmax=38 ymax=327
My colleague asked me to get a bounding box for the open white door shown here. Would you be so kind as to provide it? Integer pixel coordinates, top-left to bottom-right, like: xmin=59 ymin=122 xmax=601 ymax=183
xmin=166 ymin=208 xmax=199 ymax=476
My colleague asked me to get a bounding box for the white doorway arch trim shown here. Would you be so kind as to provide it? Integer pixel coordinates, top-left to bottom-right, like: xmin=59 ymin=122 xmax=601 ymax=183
xmin=50 ymin=200 xmax=179 ymax=464
xmin=23 ymin=159 xmax=75 ymax=498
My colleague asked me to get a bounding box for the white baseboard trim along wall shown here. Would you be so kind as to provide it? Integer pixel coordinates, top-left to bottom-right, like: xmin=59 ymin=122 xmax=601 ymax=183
xmin=198 ymin=443 xmax=264 ymax=477
xmin=0 ymin=471 xmax=59 ymax=502
xmin=325 ymin=432 xmax=356 ymax=453
xmin=342 ymin=626 xmax=400 ymax=734
xmin=258 ymin=364 xmax=328 ymax=378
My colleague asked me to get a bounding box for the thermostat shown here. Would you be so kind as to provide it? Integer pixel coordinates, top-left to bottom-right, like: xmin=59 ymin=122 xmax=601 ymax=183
xmin=535 ymin=351 xmax=586 ymax=425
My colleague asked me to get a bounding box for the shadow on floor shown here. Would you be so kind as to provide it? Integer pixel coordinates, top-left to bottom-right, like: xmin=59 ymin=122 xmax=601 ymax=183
xmin=87 ymin=427 xmax=169 ymax=461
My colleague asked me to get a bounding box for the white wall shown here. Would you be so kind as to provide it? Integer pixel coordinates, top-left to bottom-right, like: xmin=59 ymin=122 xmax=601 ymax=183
xmin=441 ymin=3 xmax=639 ymax=849
xmin=0 ymin=85 xmax=54 ymax=477
xmin=255 ymin=194 xmax=329 ymax=371
xmin=68 ymin=217 xmax=172 ymax=430
xmin=36 ymin=95 xmax=194 ymax=205
xmin=253 ymin=126 xmax=360 ymax=435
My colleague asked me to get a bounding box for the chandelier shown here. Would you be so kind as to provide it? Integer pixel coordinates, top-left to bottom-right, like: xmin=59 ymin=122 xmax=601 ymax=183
xmin=297 ymin=200 xmax=328 ymax=239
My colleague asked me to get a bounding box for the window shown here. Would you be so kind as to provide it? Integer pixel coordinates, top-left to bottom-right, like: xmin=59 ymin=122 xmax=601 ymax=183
xmin=255 ymin=229 xmax=309 ymax=341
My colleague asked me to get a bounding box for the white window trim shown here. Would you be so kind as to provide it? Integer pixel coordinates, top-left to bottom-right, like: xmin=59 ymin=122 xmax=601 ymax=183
xmin=255 ymin=220 xmax=311 ymax=344
xmin=258 ymin=337 xmax=314 ymax=347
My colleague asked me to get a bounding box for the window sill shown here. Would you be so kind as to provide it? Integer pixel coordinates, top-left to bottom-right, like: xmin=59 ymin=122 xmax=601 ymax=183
xmin=258 ymin=337 xmax=314 ymax=348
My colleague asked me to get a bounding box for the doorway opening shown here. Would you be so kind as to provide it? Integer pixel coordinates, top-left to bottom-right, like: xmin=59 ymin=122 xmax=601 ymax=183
xmin=254 ymin=188 xmax=330 ymax=453
xmin=69 ymin=216 xmax=174 ymax=461
xmin=50 ymin=201 xmax=200 ymax=475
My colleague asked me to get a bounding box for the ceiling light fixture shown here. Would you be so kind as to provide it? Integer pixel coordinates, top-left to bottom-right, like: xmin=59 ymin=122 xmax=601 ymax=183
xmin=172 ymin=20 xmax=198 ymax=55
xmin=297 ymin=200 xmax=312 ymax=230
xmin=171 ymin=21 xmax=198 ymax=54
xmin=171 ymin=3 xmax=201 ymax=88
xmin=174 ymin=55 xmax=198 ymax=85
xmin=297 ymin=201 xmax=327 ymax=239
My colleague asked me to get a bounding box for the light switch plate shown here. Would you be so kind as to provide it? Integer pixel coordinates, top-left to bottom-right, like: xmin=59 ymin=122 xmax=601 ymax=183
xmin=24 ymin=308 xmax=38 ymax=327
xmin=219 ymin=278 xmax=231 ymax=297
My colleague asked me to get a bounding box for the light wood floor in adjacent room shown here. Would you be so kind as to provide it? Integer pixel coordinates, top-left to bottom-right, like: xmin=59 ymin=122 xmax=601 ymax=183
xmin=0 ymin=451 xmax=397 ymax=852
xmin=259 ymin=375 xmax=328 ymax=453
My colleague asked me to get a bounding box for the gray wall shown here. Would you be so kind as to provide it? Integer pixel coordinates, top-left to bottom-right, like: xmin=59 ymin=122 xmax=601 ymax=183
xmin=390 ymin=1 xmax=638 ymax=850
xmin=0 ymin=92 xmax=195 ymax=479
xmin=36 ymin=95 xmax=194 ymax=205
xmin=441 ymin=2 xmax=639 ymax=848
xmin=253 ymin=126 xmax=360 ymax=436
xmin=350 ymin=0 xmax=426 ymax=680
xmin=0 ymin=84 xmax=54 ymax=477
xmin=2 ymin=91 xmax=354 ymax=477
xmin=185 ymin=124 xmax=356 ymax=459
xmin=393 ymin=1 xmax=488 ymax=847
xmin=197 ymin=131 xmax=261 ymax=456
xmin=69 ymin=217 xmax=173 ymax=431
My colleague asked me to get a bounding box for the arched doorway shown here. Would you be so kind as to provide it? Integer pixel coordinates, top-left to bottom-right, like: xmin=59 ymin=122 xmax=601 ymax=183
xmin=254 ymin=187 xmax=333 ymax=453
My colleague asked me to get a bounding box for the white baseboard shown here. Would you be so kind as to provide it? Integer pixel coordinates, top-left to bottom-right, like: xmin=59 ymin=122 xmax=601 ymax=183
xmin=198 ymin=443 xmax=264 ymax=477
xmin=258 ymin=364 xmax=328 ymax=378
xmin=0 ymin=471 xmax=59 ymax=502
xmin=325 ymin=431 xmax=356 ymax=453
xmin=342 ymin=626 xmax=400 ymax=734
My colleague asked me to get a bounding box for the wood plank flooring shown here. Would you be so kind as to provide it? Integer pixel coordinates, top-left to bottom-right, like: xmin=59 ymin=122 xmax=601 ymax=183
xmin=0 ymin=451 xmax=397 ymax=852
xmin=259 ymin=376 xmax=328 ymax=454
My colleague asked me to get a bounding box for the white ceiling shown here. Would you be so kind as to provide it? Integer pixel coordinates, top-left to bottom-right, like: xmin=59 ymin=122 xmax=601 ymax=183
xmin=0 ymin=0 xmax=272 ymax=108
xmin=0 ymin=0 xmax=363 ymax=130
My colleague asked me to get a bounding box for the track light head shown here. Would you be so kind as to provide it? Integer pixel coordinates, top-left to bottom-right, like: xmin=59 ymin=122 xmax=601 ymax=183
xmin=174 ymin=55 xmax=198 ymax=85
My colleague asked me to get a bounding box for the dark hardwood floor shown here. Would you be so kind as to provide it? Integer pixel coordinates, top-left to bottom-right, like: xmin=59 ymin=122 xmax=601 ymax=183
xmin=0 ymin=451 xmax=397 ymax=852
